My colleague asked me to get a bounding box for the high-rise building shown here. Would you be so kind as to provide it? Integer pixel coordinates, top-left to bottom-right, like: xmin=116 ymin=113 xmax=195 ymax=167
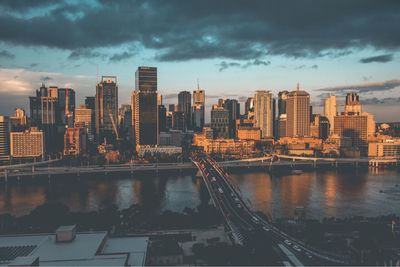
xmin=10 ymin=127 xmax=44 ymax=159
xmin=286 ymin=85 xmax=310 ymax=137
xmin=244 ymin=97 xmax=254 ymax=117
xmin=57 ymin=88 xmax=76 ymax=125
xmin=254 ymin=91 xmax=274 ymax=138
xmin=168 ymin=104 xmax=176 ymax=112
xmin=85 ymin=96 xmax=95 ymax=110
xmin=158 ymin=105 xmax=167 ymax=132
xmin=95 ymin=76 xmax=118 ymax=144
xmin=193 ymin=87 xmax=205 ymax=132
xmin=324 ymin=94 xmax=337 ymax=134
xmin=278 ymin=114 xmax=287 ymax=138
xmin=344 ymin=92 xmax=362 ymax=115
xmin=172 ymin=111 xmax=186 ymax=131
xmin=178 ymin=91 xmax=191 ymax=131
xmin=64 ymin=127 xmax=87 ymax=156
xmin=211 ymin=105 xmax=229 ymax=138
xmin=278 ymin=91 xmax=289 ymax=116
xmin=75 ymin=105 xmax=94 ymax=141
xmin=310 ymin=114 xmax=330 ymax=140
xmin=132 ymin=67 xmax=158 ymax=148
xmin=223 ymin=99 xmax=240 ymax=138
xmin=334 ymin=94 xmax=375 ymax=155
xmin=0 ymin=116 xmax=10 ymax=161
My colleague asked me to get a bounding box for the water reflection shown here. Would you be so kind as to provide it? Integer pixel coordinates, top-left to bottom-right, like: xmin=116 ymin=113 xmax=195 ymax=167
xmin=0 ymin=169 xmax=399 ymax=219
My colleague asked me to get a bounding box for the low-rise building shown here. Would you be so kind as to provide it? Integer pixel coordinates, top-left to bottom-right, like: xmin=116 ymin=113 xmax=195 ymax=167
xmin=138 ymin=146 xmax=182 ymax=158
xmin=0 ymin=225 xmax=149 ymax=266
xmin=193 ymin=137 xmax=255 ymax=158
xmin=10 ymin=127 xmax=44 ymax=159
xmin=237 ymin=126 xmax=261 ymax=140
xmin=368 ymin=139 xmax=400 ymax=157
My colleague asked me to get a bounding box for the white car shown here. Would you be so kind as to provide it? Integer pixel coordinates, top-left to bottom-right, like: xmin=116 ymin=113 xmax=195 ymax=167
xmin=293 ymin=245 xmax=301 ymax=252
xmin=284 ymin=240 xmax=292 ymax=246
xmin=262 ymin=226 xmax=270 ymax=232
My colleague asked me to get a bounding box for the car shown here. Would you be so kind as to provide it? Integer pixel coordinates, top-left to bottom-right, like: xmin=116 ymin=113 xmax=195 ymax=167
xmin=293 ymin=245 xmax=301 ymax=252
xmin=262 ymin=226 xmax=270 ymax=232
xmin=252 ymin=216 xmax=260 ymax=224
xmin=218 ymin=188 xmax=224 ymax=194
xmin=211 ymin=177 xmax=216 ymax=182
xmin=234 ymin=197 xmax=240 ymax=203
xmin=284 ymin=240 xmax=292 ymax=246
xmin=237 ymin=204 xmax=242 ymax=209
xmin=305 ymin=252 xmax=313 ymax=259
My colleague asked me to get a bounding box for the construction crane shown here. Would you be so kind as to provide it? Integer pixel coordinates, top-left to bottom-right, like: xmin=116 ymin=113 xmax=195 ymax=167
xmin=108 ymin=111 xmax=121 ymax=141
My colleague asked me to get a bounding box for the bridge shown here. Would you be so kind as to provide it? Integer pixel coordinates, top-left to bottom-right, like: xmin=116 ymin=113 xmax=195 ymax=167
xmin=191 ymin=153 xmax=350 ymax=266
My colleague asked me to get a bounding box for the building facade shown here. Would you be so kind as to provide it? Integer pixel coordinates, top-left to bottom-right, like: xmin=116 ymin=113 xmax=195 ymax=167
xmin=254 ymin=90 xmax=274 ymax=138
xmin=211 ymin=105 xmax=230 ymax=139
xmin=10 ymin=127 xmax=44 ymax=158
xmin=178 ymin=91 xmax=192 ymax=131
xmin=0 ymin=116 xmax=10 ymax=161
xmin=95 ymin=76 xmax=118 ymax=144
xmin=64 ymin=127 xmax=87 ymax=156
xmin=324 ymin=94 xmax=337 ymax=134
xmin=286 ymin=86 xmax=310 ymax=137
xmin=133 ymin=67 xmax=158 ymax=149
xmin=192 ymin=88 xmax=205 ymax=132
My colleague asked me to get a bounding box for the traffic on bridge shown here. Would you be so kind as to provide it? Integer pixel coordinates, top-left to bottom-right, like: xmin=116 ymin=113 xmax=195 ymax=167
xmin=191 ymin=153 xmax=349 ymax=266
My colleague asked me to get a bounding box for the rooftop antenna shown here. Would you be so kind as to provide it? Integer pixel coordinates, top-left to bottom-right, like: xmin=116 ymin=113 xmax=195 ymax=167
xmin=297 ymin=82 xmax=300 ymax=91
xmin=197 ymin=78 xmax=200 ymax=90
xmin=96 ymin=64 xmax=99 ymax=84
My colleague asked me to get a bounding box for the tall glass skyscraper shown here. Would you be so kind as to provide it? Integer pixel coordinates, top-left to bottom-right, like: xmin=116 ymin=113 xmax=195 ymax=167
xmin=95 ymin=76 xmax=118 ymax=144
xmin=133 ymin=67 xmax=158 ymax=148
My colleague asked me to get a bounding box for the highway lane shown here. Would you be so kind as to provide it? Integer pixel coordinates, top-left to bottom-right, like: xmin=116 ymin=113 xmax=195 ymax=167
xmin=193 ymin=153 xmax=349 ymax=266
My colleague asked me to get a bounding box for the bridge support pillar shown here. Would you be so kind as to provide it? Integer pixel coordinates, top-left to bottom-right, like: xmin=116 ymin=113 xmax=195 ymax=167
xmin=313 ymin=160 xmax=316 ymax=168
xmin=4 ymin=169 xmax=7 ymax=183
xmin=32 ymin=165 xmax=35 ymax=173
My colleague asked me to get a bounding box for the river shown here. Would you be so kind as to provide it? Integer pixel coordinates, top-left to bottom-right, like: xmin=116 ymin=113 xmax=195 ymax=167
xmin=0 ymin=168 xmax=399 ymax=219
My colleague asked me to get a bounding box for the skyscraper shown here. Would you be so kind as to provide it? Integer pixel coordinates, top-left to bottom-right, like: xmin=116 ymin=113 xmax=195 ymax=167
xmin=211 ymin=105 xmax=229 ymax=138
xmin=286 ymin=85 xmax=310 ymax=137
xmin=223 ymin=99 xmax=240 ymax=138
xmin=324 ymin=94 xmax=337 ymax=134
xmin=95 ymin=76 xmax=118 ymax=144
xmin=193 ymin=86 xmax=205 ymax=132
xmin=277 ymin=91 xmax=289 ymax=116
xmin=132 ymin=66 xmax=158 ymax=148
xmin=0 ymin=116 xmax=10 ymax=161
xmin=75 ymin=105 xmax=94 ymax=141
xmin=178 ymin=91 xmax=192 ymax=131
xmin=344 ymin=92 xmax=362 ymax=114
xmin=158 ymin=105 xmax=167 ymax=132
xmin=57 ymin=88 xmax=76 ymax=125
xmin=254 ymin=90 xmax=274 ymax=138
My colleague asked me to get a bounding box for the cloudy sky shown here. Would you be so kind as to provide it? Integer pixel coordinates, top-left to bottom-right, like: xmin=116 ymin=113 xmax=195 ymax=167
xmin=0 ymin=0 xmax=399 ymax=122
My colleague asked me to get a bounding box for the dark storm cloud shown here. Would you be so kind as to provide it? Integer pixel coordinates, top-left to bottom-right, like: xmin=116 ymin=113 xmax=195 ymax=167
xmin=359 ymin=54 xmax=393 ymax=63
xmin=0 ymin=0 xmax=400 ymax=61
xmin=317 ymin=79 xmax=400 ymax=94
xmin=30 ymin=63 xmax=39 ymax=68
xmin=0 ymin=0 xmax=56 ymax=11
xmin=362 ymin=97 xmax=400 ymax=105
xmin=218 ymin=59 xmax=270 ymax=71
xmin=0 ymin=50 xmax=15 ymax=59
xmin=109 ymin=51 xmax=136 ymax=63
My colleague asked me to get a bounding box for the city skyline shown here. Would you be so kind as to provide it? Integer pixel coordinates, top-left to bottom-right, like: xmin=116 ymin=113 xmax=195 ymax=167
xmin=0 ymin=1 xmax=400 ymax=121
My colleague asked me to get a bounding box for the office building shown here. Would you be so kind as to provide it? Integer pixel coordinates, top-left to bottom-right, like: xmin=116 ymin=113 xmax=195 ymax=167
xmin=132 ymin=67 xmax=158 ymax=148
xmin=178 ymin=91 xmax=192 ymax=131
xmin=278 ymin=91 xmax=289 ymax=116
xmin=172 ymin=111 xmax=186 ymax=131
xmin=368 ymin=139 xmax=400 ymax=157
xmin=344 ymin=92 xmax=362 ymax=115
xmin=158 ymin=105 xmax=167 ymax=132
xmin=0 ymin=116 xmax=10 ymax=161
xmin=10 ymin=127 xmax=44 ymax=159
xmin=168 ymin=104 xmax=176 ymax=112
xmin=237 ymin=127 xmax=261 ymax=140
xmin=223 ymin=99 xmax=240 ymax=138
xmin=324 ymin=94 xmax=337 ymax=134
xmin=85 ymin=96 xmax=95 ymax=110
xmin=310 ymin=114 xmax=330 ymax=140
xmin=57 ymin=88 xmax=76 ymax=125
xmin=193 ymin=87 xmax=205 ymax=132
xmin=244 ymin=97 xmax=254 ymax=117
xmin=10 ymin=108 xmax=27 ymax=131
xmin=211 ymin=105 xmax=229 ymax=138
xmin=75 ymin=105 xmax=94 ymax=141
xmin=254 ymin=90 xmax=274 ymax=138
xmin=166 ymin=111 xmax=173 ymax=130
xmin=64 ymin=127 xmax=87 ymax=156
xmin=286 ymin=85 xmax=310 ymax=137
xmin=95 ymin=76 xmax=118 ymax=144
xmin=278 ymin=114 xmax=287 ymax=138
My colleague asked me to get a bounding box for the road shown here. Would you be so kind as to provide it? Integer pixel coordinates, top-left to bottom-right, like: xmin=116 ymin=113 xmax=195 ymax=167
xmin=192 ymin=153 xmax=350 ymax=266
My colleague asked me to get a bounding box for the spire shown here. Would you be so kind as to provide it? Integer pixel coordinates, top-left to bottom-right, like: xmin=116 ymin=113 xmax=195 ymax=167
xmin=297 ymin=82 xmax=300 ymax=91
xmin=197 ymin=78 xmax=200 ymax=90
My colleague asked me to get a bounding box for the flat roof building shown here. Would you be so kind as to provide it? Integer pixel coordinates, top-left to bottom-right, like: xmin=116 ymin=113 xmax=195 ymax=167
xmin=10 ymin=127 xmax=44 ymax=159
xmin=0 ymin=226 xmax=149 ymax=266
